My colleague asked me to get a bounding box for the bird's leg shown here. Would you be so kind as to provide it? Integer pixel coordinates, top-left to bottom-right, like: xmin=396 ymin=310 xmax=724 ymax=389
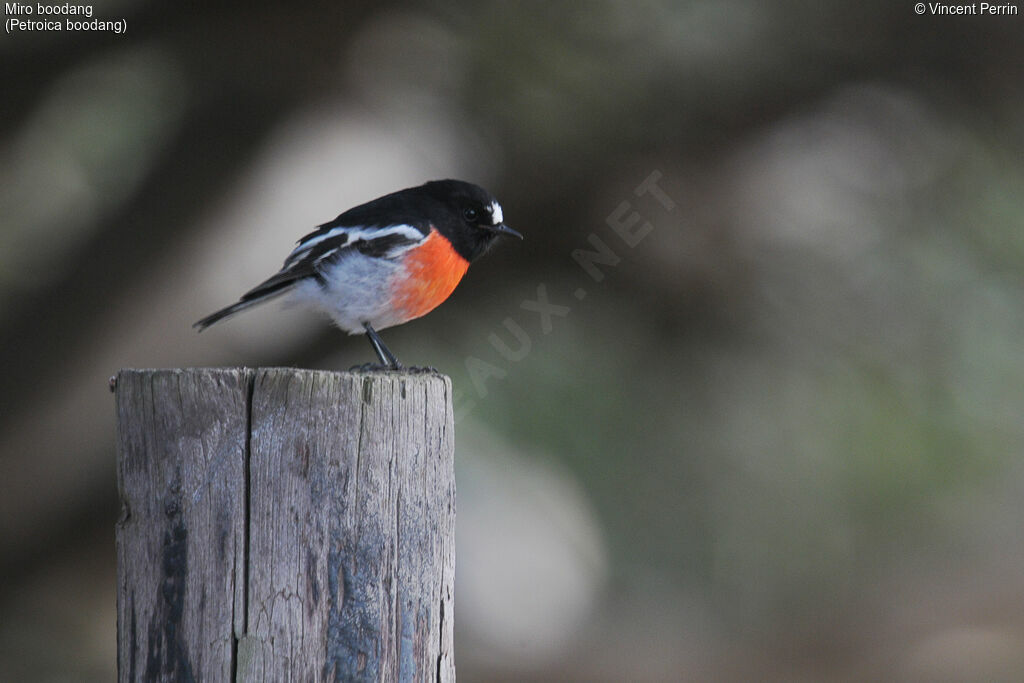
xmin=362 ymin=322 xmax=401 ymax=369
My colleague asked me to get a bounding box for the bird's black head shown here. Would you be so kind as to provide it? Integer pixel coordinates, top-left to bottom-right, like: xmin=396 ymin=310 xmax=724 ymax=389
xmin=422 ymin=179 xmax=522 ymax=261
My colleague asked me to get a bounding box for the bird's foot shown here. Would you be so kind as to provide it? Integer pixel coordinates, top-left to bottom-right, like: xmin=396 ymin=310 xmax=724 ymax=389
xmin=348 ymin=363 xmax=441 ymax=375
xmin=349 ymin=362 xmax=403 ymax=373
xmin=404 ymin=366 xmax=442 ymax=375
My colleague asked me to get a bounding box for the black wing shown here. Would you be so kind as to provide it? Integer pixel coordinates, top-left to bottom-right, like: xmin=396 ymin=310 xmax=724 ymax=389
xmin=193 ymin=222 xmax=427 ymax=330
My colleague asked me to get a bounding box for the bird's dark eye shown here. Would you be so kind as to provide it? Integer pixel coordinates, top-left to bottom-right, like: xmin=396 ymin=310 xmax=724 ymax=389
xmin=463 ymin=208 xmax=478 ymax=222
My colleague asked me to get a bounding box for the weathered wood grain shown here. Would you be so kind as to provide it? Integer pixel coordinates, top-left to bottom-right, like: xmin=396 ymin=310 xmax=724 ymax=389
xmin=114 ymin=367 xmax=455 ymax=682
xmin=115 ymin=368 xmax=250 ymax=683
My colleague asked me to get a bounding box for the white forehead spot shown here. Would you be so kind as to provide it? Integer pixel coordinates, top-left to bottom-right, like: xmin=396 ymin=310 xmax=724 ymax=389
xmin=489 ymin=201 xmax=503 ymax=225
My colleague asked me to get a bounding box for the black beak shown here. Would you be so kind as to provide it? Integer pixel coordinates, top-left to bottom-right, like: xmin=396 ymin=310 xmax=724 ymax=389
xmin=489 ymin=223 xmax=523 ymax=240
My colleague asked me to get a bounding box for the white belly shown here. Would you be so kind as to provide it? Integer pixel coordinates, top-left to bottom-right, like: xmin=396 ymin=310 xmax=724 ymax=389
xmin=291 ymin=251 xmax=406 ymax=334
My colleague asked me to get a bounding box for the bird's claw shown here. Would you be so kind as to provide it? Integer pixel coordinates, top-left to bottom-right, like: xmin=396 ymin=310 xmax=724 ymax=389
xmin=404 ymin=366 xmax=441 ymax=375
xmin=349 ymin=362 xmax=403 ymax=373
xmin=348 ymin=363 xmax=441 ymax=375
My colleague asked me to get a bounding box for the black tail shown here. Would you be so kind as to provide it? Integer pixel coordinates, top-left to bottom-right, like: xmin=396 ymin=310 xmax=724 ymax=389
xmin=193 ymin=278 xmax=298 ymax=331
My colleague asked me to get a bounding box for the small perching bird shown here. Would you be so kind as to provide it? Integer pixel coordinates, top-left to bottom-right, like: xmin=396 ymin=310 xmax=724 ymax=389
xmin=195 ymin=179 xmax=522 ymax=368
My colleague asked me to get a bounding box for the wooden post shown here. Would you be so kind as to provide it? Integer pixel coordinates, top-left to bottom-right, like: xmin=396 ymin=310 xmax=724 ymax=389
xmin=114 ymin=368 xmax=456 ymax=682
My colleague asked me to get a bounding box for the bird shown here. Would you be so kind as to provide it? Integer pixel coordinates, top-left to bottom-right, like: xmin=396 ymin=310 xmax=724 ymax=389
xmin=194 ymin=179 xmax=522 ymax=369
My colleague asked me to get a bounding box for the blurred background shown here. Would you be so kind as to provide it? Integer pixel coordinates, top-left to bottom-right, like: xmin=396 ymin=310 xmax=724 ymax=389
xmin=2 ymin=0 xmax=1023 ymax=680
